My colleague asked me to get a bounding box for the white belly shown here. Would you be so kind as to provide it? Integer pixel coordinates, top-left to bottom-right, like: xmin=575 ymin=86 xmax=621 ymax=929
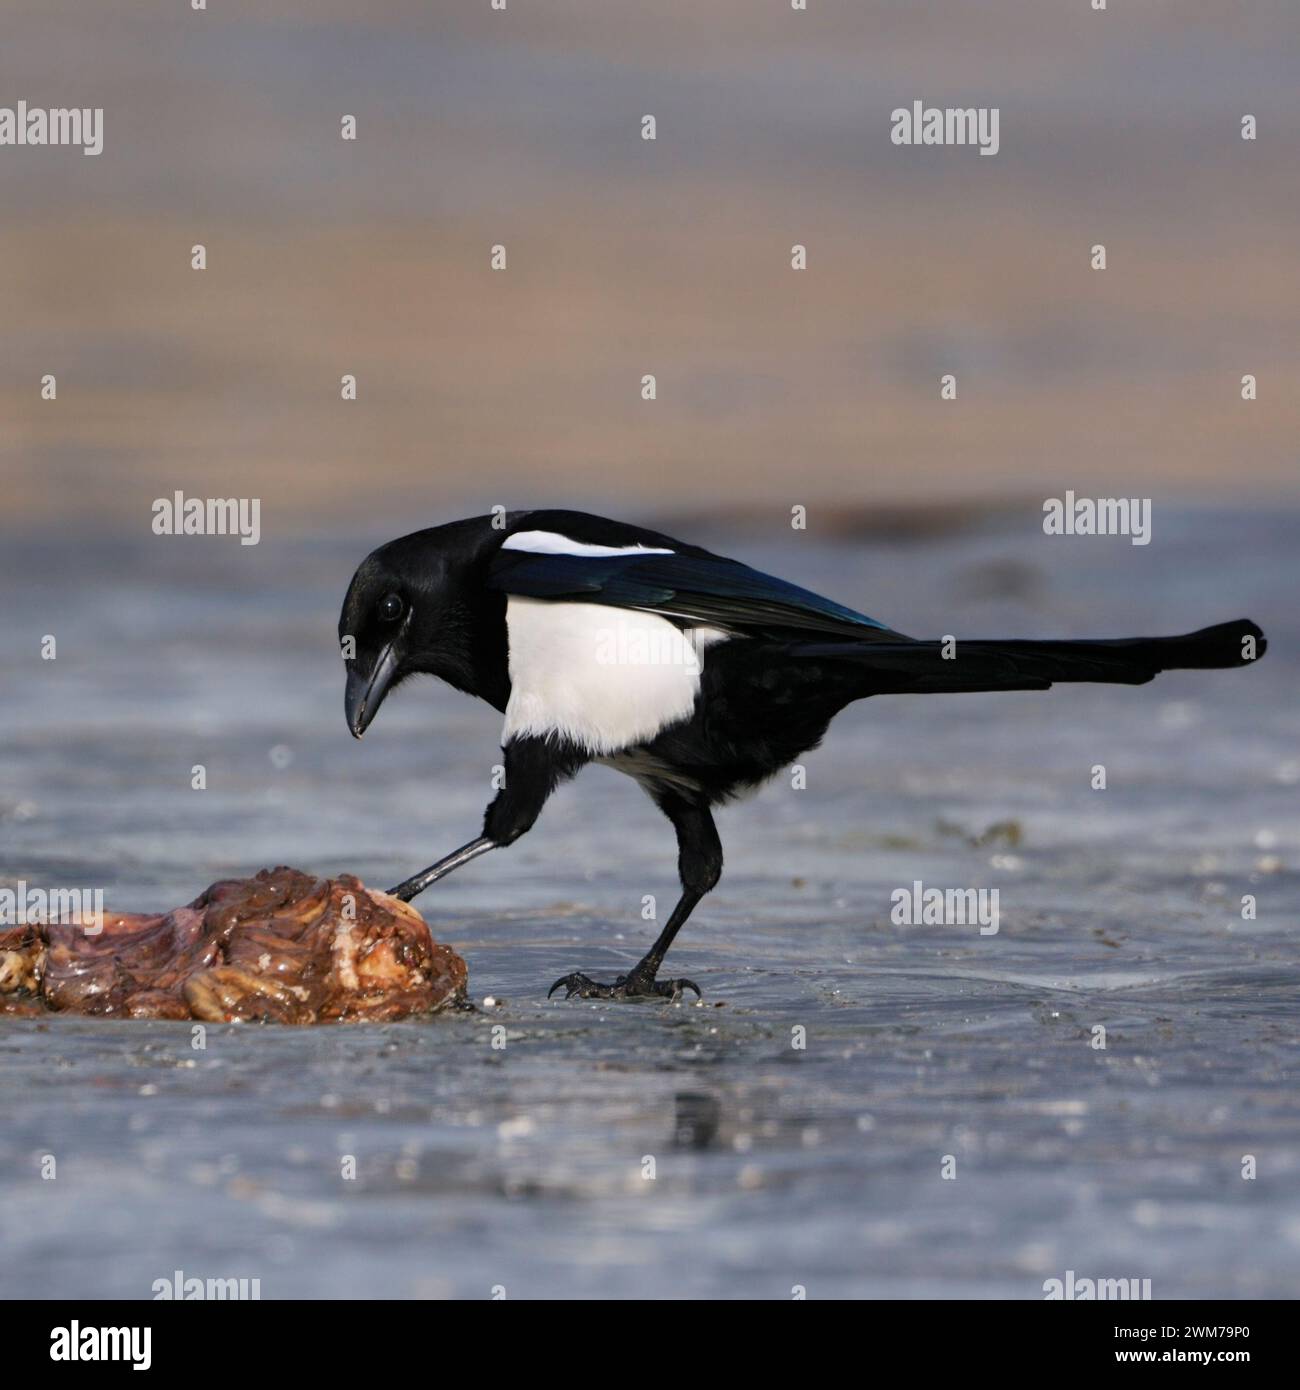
xmin=502 ymin=598 xmax=722 ymax=754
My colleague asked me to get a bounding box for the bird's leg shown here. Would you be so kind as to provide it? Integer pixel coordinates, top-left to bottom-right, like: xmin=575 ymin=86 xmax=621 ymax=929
xmin=387 ymin=735 xmax=587 ymax=902
xmin=387 ymin=837 xmax=497 ymax=901
xmin=550 ymin=795 xmax=721 ymax=1002
xmin=550 ymin=889 xmax=706 ymax=1000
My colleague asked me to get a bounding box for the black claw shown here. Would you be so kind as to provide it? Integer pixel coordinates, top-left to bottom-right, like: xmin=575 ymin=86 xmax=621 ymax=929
xmin=546 ymin=970 xmax=702 ymax=1002
xmin=547 ymin=978 xmax=592 ymax=1000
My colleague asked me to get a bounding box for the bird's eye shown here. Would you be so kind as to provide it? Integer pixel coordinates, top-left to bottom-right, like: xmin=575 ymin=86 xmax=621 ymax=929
xmin=377 ymin=593 xmax=404 ymax=623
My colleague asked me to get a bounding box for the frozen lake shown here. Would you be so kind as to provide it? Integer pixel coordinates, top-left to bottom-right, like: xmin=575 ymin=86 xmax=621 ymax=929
xmin=2 ymin=504 xmax=1297 ymax=1298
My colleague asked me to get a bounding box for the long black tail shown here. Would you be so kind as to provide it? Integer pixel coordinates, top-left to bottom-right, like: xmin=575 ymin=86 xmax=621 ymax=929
xmin=796 ymin=619 xmax=1266 ymax=695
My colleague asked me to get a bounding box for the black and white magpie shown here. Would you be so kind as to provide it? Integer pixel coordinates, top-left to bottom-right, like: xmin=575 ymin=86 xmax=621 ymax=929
xmin=339 ymin=509 xmax=1266 ymax=1001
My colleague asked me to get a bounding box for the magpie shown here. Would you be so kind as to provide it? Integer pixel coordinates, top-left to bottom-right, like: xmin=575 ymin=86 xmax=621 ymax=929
xmin=339 ymin=509 xmax=1266 ymax=1001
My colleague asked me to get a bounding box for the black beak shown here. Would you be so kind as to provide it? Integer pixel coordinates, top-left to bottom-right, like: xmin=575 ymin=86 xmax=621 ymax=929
xmin=345 ymin=643 xmax=399 ymax=739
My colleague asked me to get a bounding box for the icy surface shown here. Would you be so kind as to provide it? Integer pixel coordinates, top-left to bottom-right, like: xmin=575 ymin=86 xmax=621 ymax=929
xmin=1 ymin=506 xmax=1297 ymax=1298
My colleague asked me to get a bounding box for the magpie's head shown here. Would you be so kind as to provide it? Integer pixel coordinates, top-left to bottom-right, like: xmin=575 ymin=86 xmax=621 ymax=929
xmin=339 ymin=522 xmax=506 ymax=738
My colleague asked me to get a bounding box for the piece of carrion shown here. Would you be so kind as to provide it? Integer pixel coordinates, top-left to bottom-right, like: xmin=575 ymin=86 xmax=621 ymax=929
xmin=0 ymin=868 xmax=467 ymax=1023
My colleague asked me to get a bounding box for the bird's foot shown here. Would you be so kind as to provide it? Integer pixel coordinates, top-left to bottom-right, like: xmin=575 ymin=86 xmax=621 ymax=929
xmin=547 ymin=968 xmax=701 ymax=1002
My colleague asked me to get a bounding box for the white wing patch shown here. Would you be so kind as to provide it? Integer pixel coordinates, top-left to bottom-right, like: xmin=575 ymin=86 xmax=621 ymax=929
xmin=503 ymin=598 xmax=724 ymax=753
xmin=502 ymin=529 xmax=674 ymax=558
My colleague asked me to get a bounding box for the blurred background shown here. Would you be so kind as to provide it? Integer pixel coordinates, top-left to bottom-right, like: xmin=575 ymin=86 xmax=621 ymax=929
xmin=2 ymin=1 xmax=1298 ymax=1302
xmin=1 ymin=0 xmax=1298 ymax=530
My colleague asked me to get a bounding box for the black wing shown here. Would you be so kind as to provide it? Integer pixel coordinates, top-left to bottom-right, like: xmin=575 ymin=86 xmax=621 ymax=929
xmin=486 ymin=539 xmax=907 ymax=642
